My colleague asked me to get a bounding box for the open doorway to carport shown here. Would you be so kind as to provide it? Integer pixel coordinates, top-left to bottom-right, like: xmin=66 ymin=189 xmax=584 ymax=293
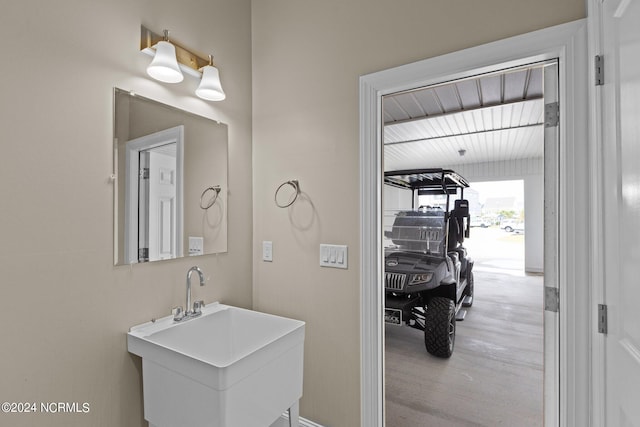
xmin=383 ymin=64 xmax=548 ymax=426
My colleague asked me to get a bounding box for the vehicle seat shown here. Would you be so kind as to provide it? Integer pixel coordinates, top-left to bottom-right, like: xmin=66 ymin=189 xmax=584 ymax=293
xmin=447 ymin=212 xmax=468 ymax=273
xmin=447 ymin=213 xmax=463 ymax=251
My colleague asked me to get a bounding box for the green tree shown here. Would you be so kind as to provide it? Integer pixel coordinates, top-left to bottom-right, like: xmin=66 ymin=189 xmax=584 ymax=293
xmin=498 ymin=210 xmax=517 ymax=219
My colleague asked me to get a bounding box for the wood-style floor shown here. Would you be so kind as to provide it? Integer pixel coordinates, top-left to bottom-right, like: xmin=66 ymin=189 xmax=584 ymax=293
xmin=385 ymin=269 xmax=544 ymax=427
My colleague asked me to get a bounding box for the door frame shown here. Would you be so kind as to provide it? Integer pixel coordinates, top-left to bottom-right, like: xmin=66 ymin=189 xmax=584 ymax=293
xmin=359 ymin=20 xmax=590 ymax=427
xmin=124 ymin=125 xmax=185 ymax=264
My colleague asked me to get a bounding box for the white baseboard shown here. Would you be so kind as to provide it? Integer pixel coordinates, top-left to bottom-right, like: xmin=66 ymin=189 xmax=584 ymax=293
xmin=270 ymin=413 xmax=325 ymax=427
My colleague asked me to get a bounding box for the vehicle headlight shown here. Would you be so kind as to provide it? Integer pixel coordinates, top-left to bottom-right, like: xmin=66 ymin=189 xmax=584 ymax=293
xmin=409 ymin=273 xmax=433 ymax=285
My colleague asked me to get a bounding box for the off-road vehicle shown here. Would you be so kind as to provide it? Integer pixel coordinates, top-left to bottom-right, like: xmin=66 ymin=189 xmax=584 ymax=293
xmin=384 ymin=169 xmax=474 ymax=358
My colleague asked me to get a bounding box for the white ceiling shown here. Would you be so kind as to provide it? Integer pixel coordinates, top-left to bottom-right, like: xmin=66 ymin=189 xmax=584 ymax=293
xmin=383 ymin=65 xmax=545 ymax=171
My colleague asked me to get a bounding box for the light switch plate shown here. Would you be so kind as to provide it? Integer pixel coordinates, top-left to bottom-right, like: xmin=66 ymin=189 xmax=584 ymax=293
xmin=188 ymin=237 xmax=204 ymax=256
xmin=263 ymin=241 xmax=273 ymax=262
xmin=320 ymin=244 xmax=348 ymax=269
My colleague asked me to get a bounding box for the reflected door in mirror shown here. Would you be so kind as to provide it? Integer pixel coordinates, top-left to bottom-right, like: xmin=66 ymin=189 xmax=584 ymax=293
xmin=140 ymin=144 xmax=178 ymax=262
xmin=124 ymin=126 xmax=184 ymax=264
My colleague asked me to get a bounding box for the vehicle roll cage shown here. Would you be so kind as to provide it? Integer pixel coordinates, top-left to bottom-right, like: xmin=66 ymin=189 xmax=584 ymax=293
xmin=384 ymin=168 xmax=470 ymax=212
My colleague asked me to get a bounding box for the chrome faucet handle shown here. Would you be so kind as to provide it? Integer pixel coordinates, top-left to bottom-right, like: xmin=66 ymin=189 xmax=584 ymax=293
xmin=193 ymin=300 xmax=205 ymax=315
xmin=172 ymin=306 xmax=185 ymax=321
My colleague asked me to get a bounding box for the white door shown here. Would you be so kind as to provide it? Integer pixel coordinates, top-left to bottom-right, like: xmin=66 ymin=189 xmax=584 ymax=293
xmin=601 ymin=0 xmax=640 ymax=424
xmin=147 ymin=149 xmax=177 ymax=261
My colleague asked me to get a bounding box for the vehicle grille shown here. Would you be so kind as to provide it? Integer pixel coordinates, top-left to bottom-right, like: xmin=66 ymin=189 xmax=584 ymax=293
xmin=385 ymin=273 xmax=406 ymax=291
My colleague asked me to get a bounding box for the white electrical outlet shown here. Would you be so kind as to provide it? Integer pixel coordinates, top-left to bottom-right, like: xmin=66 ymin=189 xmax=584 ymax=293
xmin=320 ymin=244 xmax=348 ymax=269
xmin=188 ymin=237 xmax=204 ymax=256
xmin=263 ymin=241 xmax=273 ymax=262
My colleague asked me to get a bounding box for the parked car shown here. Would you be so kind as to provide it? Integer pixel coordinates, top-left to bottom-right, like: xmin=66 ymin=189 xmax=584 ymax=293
xmin=470 ymin=216 xmax=490 ymax=228
xmin=500 ymin=219 xmax=518 ymax=232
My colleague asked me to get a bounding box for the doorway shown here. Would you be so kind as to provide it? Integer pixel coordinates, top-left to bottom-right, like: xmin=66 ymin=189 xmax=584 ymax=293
xmin=124 ymin=125 xmax=184 ymax=264
xmin=382 ymin=65 xmax=547 ymax=425
xmin=360 ymin=20 xmax=590 ymax=427
xmin=138 ymin=143 xmax=178 ymax=262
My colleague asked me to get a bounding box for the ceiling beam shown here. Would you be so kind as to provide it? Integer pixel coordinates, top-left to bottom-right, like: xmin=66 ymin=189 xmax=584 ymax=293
xmin=383 ymin=96 xmax=543 ymax=126
xmin=384 ymin=122 xmax=544 ymax=146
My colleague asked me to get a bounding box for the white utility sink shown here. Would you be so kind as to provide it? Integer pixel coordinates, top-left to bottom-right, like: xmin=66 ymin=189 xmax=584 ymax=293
xmin=128 ymin=303 xmax=305 ymax=427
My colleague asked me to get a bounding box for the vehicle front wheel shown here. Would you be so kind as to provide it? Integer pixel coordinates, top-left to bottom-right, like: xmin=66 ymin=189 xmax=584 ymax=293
xmin=504 ymin=226 xmax=513 ymax=232
xmin=424 ymin=297 xmax=456 ymax=358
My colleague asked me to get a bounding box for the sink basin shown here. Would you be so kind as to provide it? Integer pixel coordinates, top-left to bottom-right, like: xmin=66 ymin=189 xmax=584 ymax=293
xmin=128 ymin=302 xmax=305 ymax=427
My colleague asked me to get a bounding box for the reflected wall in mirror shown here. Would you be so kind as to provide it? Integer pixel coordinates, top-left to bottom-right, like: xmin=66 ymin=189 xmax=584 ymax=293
xmin=114 ymin=88 xmax=228 ymax=265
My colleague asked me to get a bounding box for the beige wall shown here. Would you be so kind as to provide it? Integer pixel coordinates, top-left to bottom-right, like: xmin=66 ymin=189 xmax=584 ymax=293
xmin=251 ymin=1 xmax=585 ymax=426
xmin=0 ymin=0 xmax=252 ymax=426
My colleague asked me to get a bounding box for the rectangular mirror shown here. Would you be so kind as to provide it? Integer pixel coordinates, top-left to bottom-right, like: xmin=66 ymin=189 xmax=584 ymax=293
xmin=114 ymin=88 xmax=228 ymax=265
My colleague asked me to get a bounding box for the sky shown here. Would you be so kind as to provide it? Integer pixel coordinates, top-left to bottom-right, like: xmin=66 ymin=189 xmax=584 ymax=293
xmin=469 ymin=180 xmax=524 ymax=204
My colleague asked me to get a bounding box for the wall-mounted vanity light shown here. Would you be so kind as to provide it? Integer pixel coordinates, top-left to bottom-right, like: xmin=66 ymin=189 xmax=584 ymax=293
xmin=196 ymin=56 xmax=226 ymax=101
xmin=140 ymin=26 xmax=226 ymax=101
xmin=145 ymin=30 xmax=183 ymax=83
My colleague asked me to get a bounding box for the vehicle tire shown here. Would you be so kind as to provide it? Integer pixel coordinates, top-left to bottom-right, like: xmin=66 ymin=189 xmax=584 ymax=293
xmin=462 ymin=270 xmax=474 ymax=307
xmin=424 ymin=297 xmax=456 ymax=358
xmin=504 ymin=226 xmax=513 ymax=232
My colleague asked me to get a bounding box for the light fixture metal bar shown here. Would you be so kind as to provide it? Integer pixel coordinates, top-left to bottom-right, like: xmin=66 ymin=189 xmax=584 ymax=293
xmin=140 ymin=25 xmax=211 ymax=77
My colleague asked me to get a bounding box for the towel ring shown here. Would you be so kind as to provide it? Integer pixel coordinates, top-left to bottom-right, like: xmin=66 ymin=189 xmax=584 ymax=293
xmin=200 ymin=186 xmax=221 ymax=210
xmin=275 ymin=180 xmax=300 ymax=208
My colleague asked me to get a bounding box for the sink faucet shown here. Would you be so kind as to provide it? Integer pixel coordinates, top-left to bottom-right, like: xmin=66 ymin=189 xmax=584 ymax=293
xmin=173 ymin=266 xmax=206 ymax=321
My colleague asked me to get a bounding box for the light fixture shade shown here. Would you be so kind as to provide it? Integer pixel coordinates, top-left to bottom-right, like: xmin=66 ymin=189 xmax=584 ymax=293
xmin=196 ymin=65 xmax=226 ymax=101
xmin=146 ymin=41 xmax=183 ymax=83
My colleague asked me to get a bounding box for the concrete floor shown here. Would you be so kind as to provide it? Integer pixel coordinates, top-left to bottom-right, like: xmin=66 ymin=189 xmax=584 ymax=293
xmin=385 ymin=228 xmax=544 ymax=427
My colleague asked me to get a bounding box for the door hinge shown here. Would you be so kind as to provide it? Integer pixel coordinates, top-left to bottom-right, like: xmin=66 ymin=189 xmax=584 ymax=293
xmin=139 ymin=167 xmax=150 ymax=179
xmin=138 ymin=247 xmax=149 ymax=262
xmin=598 ymin=304 xmax=608 ymax=334
xmin=595 ymin=55 xmax=604 ymax=86
xmin=544 ymin=102 xmax=560 ymax=128
xmin=544 ymin=287 xmax=559 ymax=312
